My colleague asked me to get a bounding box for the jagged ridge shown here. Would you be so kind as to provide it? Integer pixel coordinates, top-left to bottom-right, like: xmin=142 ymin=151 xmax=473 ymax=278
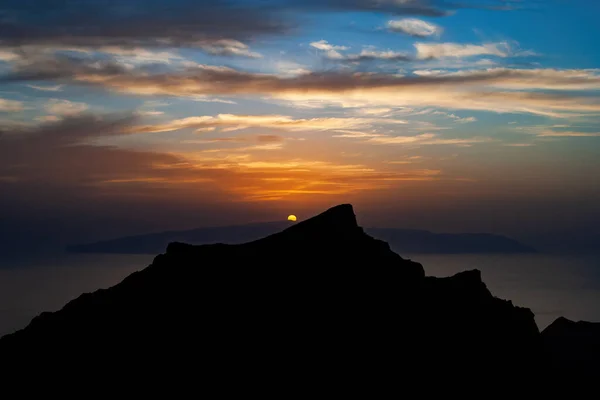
xmin=0 ymin=204 xmax=564 ymax=382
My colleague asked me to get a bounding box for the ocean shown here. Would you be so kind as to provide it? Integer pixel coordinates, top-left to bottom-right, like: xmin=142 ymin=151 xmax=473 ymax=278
xmin=1 ymin=252 xmax=599 ymax=337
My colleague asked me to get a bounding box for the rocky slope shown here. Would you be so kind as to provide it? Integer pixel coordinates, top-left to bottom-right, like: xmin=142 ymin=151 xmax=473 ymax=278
xmin=542 ymin=316 xmax=600 ymax=378
xmin=0 ymin=204 xmax=593 ymax=384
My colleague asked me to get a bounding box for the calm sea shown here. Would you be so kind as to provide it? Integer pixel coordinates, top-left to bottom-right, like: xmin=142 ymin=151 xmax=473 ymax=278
xmin=1 ymin=252 xmax=599 ymax=336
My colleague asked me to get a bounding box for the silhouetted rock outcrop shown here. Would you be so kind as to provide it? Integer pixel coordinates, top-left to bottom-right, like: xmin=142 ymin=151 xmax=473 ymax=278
xmin=0 ymin=204 xmax=590 ymax=385
xmin=542 ymin=317 xmax=600 ymax=377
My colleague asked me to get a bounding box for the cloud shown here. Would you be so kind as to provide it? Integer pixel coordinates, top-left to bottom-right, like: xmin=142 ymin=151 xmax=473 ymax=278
xmin=273 ymin=61 xmax=311 ymax=77
xmin=44 ymin=99 xmax=89 ymax=116
xmin=415 ymin=42 xmax=511 ymax=59
xmin=34 ymin=115 xmax=61 ymax=123
xmin=354 ymin=108 xmax=393 ymax=116
xmin=1 ymin=113 xmax=450 ymax=208
xmin=189 ymin=134 xmax=285 ymax=144
xmin=197 ymin=40 xmax=262 ymax=59
xmin=310 ymin=40 xmax=349 ymax=60
xmin=27 ymin=84 xmax=64 ymax=92
xmin=537 ymin=131 xmax=600 ymax=137
xmin=387 ymin=18 xmax=443 ymax=37
xmin=296 ymin=0 xmax=449 ymax=17
xmin=384 ymin=156 xmax=425 ymax=164
xmin=128 ymin=114 xmax=406 ymax=134
xmin=135 ymin=110 xmax=165 ymax=117
xmin=96 ymin=47 xmax=184 ymax=64
xmin=5 ymin=54 xmax=600 ymax=117
xmin=310 ymin=41 xmax=411 ymax=62
xmin=331 ymin=130 xmax=385 ymax=138
xmin=0 ymin=1 xmax=285 ymax=50
xmin=345 ymin=49 xmax=412 ymax=62
xmin=366 ymin=133 xmax=492 ymax=146
xmin=455 ymin=116 xmax=477 ymax=123
xmin=0 ymin=49 xmax=20 ymax=62
xmin=0 ymin=98 xmax=24 ymax=112
xmin=433 ymin=111 xmax=477 ymax=123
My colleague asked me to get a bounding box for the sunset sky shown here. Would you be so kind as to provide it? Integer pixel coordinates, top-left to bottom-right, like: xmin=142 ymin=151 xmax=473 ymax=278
xmin=1 ymin=0 xmax=599 ymax=252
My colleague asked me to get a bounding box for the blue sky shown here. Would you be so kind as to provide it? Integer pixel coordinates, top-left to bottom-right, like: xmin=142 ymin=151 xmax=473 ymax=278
xmin=0 ymin=0 xmax=599 ymax=250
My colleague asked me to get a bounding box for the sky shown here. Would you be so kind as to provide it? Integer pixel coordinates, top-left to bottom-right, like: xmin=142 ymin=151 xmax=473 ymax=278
xmin=0 ymin=0 xmax=599 ymax=252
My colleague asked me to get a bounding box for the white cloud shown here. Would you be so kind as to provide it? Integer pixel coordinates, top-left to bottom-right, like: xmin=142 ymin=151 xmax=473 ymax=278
xmin=27 ymin=84 xmax=64 ymax=92
xmin=387 ymin=19 xmax=442 ymax=37
xmin=189 ymin=96 xmax=237 ymax=104
xmin=346 ymin=49 xmax=411 ymax=62
xmin=310 ymin=40 xmax=349 ymax=60
xmin=98 ymin=46 xmax=184 ymax=64
xmin=415 ymin=42 xmax=511 ymax=59
xmin=455 ymin=116 xmax=477 ymax=123
xmin=273 ymin=61 xmax=311 ymax=76
xmin=412 ymin=58 xmax=498 ymax=70
xmin=432 ymin=111 xmax=477 ymax=123
xmin=135 ymin=110 xmax=165 ymax=117
xmin=44 ymin=99 xmax=89 ymax=115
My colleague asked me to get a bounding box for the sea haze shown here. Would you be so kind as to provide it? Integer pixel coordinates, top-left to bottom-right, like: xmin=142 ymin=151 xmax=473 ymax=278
xmin=0 ymin=252 xmax=598 ymax=337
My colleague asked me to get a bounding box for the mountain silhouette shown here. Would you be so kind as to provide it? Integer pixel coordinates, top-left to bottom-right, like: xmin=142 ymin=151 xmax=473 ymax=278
xmin=0 ymin=204 xmax=596 ymax=385
xmin=542 ymin=317 xmax=600 ymax=378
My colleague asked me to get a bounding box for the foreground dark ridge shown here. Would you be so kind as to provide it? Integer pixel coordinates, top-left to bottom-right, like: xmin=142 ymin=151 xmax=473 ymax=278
xmin=1 ymin=204 xmax=597 ymax=383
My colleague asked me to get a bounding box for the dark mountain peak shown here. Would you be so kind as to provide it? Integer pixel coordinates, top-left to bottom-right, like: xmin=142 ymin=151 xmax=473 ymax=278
xmin=543 ymin=316 xmax=600 ymax=336
xmin=271 ymin=203 xmax=359 ymax=241
xmin=163 ymin=203 xmax=424 ymax=280
xmin=542 ymin=317 xmax=600 ymax=377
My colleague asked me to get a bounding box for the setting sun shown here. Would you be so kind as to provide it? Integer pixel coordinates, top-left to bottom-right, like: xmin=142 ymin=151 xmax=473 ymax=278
xmin=287 ymin=215 xmax=297 ymax=222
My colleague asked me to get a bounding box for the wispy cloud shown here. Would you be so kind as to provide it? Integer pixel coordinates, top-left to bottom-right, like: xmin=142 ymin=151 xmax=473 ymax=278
xmin=310 ymin=41 xmax=412 ymax=62
xmin=415 ymin=42 xmax=511 ymax=59
xmin=345 ymin=49 xmax=412 ymax=62
xmin=44 ymin=99 xmax=89 ymax=116
xmin=135 ymin=110 xmax=165 ymax=117
xmin=2 ymin=38 xmax=597 ymax=119
xmin=197 ymin=40 xmax=262 ymax=59
xmin=332 ymin=130 xmax=385 ymax=138
xmin=0 ymin=113 xmax=451 ymax=203
xmin=384 ymin=156 xmax=426 ymax=164
xmin=433 ymin=111 xmax=477 ymax=123
xmin=537 ymin=131 xmax=600 ymax=137
xmin=367 ymin=133 xmax=492 ymax=146
xmin=0 ymin=98 xmax=24 ymax=112
xmin=310 ymin=40 xmax=349 ymax=60
xmin=27 ymin=84 xmax=64 ymax=92
xmin=128 ymin=114 xmax=406 ymax=134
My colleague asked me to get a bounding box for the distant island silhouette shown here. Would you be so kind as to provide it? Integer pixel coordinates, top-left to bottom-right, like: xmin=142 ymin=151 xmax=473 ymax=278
xmin=67 ymin=222 xmax=536 ymax=255
xmin=1 ymin=204 xmax=597 ymax=384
